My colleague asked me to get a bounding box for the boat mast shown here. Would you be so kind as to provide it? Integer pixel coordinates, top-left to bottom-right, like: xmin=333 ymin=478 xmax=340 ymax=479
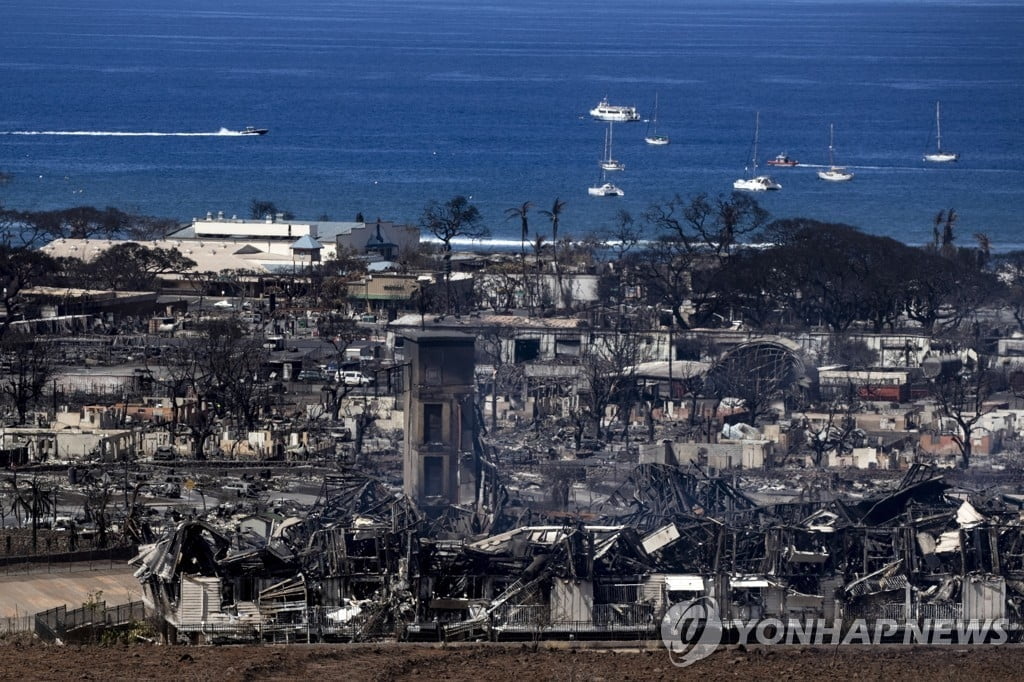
xmin=752 ymin=112 xmax=760 ymax=174
xmin=828 ymin=123 xmax=836 ymax=167
xmin=935 ymin=101 xmax=943 ymax=152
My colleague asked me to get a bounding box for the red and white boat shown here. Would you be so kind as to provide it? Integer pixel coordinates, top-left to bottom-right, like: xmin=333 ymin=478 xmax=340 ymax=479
xmin=766 ymin=152 xmax=799 ymax=167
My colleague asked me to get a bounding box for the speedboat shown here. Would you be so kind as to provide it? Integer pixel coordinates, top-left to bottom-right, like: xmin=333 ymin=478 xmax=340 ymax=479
xmin=588 ymin=182 xmax=624 ymax=197
xmin=733 ymin=175 xmax=781 ymax=191
xmin=766 ymin=153 xmax=799 ymax=167
xmin=240 ymin=126 xmax=268 ymax=136
xmin=589 ymin=98 xmax=640 ymax=122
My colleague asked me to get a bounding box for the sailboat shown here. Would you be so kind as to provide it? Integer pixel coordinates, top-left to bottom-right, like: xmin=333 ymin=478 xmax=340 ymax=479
xmin=644 ymin=93 xmax=670 ymax=146
xmin=600 ymin=122 xmax=625 ymax=171
xmin=817 ymin=123 xmax=854 ymax=182
xmin=924 ymin=101 xmax=958 ymax=163
xmin=733 ymin=112 xmax=781 ymax=191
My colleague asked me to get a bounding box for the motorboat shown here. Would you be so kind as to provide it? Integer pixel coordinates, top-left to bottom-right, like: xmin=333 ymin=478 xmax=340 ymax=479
xmin=240 ymin=126 xmax=268 ymax=136
xmin=923 ymin=101 xmax=958 ymax=162
xmin=733 ymin=176 xmax=781 ymax=191
xmin=817 ymin=123 xmax=854 ymax=182
xmin=733 ymin=112 xmax=781 ymax=191
xmin=766 ymin=153 xmax=798 ymax=167
xmin=588 ymin=182 xmax=624 ymax=197
xmin=589 ymin=98 xmax=640 ymax=122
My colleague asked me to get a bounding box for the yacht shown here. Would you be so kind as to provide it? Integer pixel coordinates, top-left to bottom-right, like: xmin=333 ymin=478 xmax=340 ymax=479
xmin=240 ymin=126 xmax=268 ymax=136
xmin=589 ymin=98 xmax=640 ymax=123
xmin=733 ymin=176 xmax=782 ymax=191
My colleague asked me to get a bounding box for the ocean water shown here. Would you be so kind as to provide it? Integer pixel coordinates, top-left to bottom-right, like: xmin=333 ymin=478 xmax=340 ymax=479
xmin=0 ymin=0 xmax=1022 ymax=250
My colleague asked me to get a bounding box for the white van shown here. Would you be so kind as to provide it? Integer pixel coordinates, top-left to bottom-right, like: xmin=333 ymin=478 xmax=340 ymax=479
xmin=339 ymin=370 xmax=373 ymax=386
xmin=223 ymin=481 xmax=254 ymax=497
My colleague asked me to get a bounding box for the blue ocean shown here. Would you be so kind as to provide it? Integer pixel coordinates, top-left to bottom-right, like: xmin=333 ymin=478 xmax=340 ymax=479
xmin=0 ymin=0 xmax=1022 ymax=250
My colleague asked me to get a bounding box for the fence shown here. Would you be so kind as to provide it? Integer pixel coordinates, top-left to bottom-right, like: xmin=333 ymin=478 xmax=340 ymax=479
xmin=0 ymin=546 xmax=137 ymax=576
xmin=490 ymin=602 xmax=657 ymax=634
xmin=0 ymin=615 xmax=34 ymax=634
xmin=34 ymin=600 xmax=146 ymax=643
xmin=880 ymin=601 xmax=964 ymax=622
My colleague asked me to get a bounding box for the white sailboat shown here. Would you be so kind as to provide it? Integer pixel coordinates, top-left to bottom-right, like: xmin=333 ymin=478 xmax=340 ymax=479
xmin=644 ymin=93 xmax=670 ymax=146
xmin=600 ymin=122 xmax=625 ymax=171
xmin=924 ymin=101 xmax=958 ymax=163
xmin=817 ymin=123 xmax=854 ymax=182
xmin=733 ymin=112 xmax=781 ymax=191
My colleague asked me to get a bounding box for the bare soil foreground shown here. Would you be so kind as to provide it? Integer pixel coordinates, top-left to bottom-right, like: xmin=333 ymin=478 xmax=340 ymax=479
xmin=0 ymin=641 xmax=1022 ymax=681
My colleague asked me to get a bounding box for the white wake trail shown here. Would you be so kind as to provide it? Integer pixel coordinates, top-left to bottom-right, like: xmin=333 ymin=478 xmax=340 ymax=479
xmin=3 ymin=127 xmax=247 ymax=137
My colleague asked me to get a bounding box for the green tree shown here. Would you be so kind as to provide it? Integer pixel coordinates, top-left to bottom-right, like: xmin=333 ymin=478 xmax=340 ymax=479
xmin=0 ymin=245 xmax=56 ymax=338
xmin=418 ymin=195 xmax=488 ymax=314
xmin=89 ymin=243 xmax=195 ymax=291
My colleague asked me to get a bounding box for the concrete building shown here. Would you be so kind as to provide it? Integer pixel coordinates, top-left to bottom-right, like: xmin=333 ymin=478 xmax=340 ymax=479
xmin=41 ymin=214 xmax=420 ymax=281
xmin=402 ymin=331 xmax=477 ymax=511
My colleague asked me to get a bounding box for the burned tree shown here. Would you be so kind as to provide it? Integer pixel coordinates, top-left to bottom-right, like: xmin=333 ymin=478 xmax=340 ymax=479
xmin=573 ymin=328 xmax=651 ymax=447
xmin=0 ymin=332 xmax=55 ymax=425
xmin=925 ymin=354 xmax=998 ymax=468
xmin=797 ymin=386 xmax=863 ymax=468
xmin=155 ymin=319 xmax=269 ymax=459
xmin=477 ymin=325 xmax=526 ymax=433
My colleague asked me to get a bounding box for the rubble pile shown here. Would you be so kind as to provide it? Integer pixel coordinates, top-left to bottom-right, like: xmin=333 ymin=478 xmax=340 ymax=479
xmin=130 ymin=462 xmax=1024 ymax=643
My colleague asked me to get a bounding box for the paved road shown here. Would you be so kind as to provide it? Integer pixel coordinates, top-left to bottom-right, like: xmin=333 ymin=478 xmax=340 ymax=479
xmin=0 ymin=563 xmax=140 ymax=618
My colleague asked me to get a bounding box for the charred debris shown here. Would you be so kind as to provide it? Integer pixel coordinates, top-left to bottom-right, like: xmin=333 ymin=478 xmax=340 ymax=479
xmin=131 ymin=458 xmax=1024 ymax=644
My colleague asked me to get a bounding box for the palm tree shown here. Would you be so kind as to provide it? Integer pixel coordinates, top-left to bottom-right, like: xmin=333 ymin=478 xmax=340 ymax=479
xmin=974 ymin=232 xmax=991 ymax=269
xmin=7 ymin=474 xmax=53 ymax=554
xmin=504 ymin=201 xmax=533 ymax=311
xmin=540 ymin=198 xmax=567 ymax=304
xmin=532 ymin=234 xmax=547 ymax=308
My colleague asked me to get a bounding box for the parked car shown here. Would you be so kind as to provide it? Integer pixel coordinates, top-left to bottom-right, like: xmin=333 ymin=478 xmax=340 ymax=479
xmin=339 ymin=370 xmax=373 ymax=386
xmin=297 ymin=369 xmax=329 ymax=382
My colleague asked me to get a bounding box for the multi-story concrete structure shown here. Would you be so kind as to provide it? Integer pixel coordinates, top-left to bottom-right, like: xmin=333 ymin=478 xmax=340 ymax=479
xmin=402 ymin=331 xmax=476 ymax=511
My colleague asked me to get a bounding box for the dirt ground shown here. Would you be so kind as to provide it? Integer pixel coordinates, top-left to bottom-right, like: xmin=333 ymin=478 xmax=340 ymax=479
xmin=0 ymin=640 xmax=1021 ymax=681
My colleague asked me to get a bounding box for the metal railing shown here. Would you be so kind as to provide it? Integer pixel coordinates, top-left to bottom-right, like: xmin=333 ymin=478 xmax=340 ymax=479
xmin=34 ymin=600 xmax=146 ymax=642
